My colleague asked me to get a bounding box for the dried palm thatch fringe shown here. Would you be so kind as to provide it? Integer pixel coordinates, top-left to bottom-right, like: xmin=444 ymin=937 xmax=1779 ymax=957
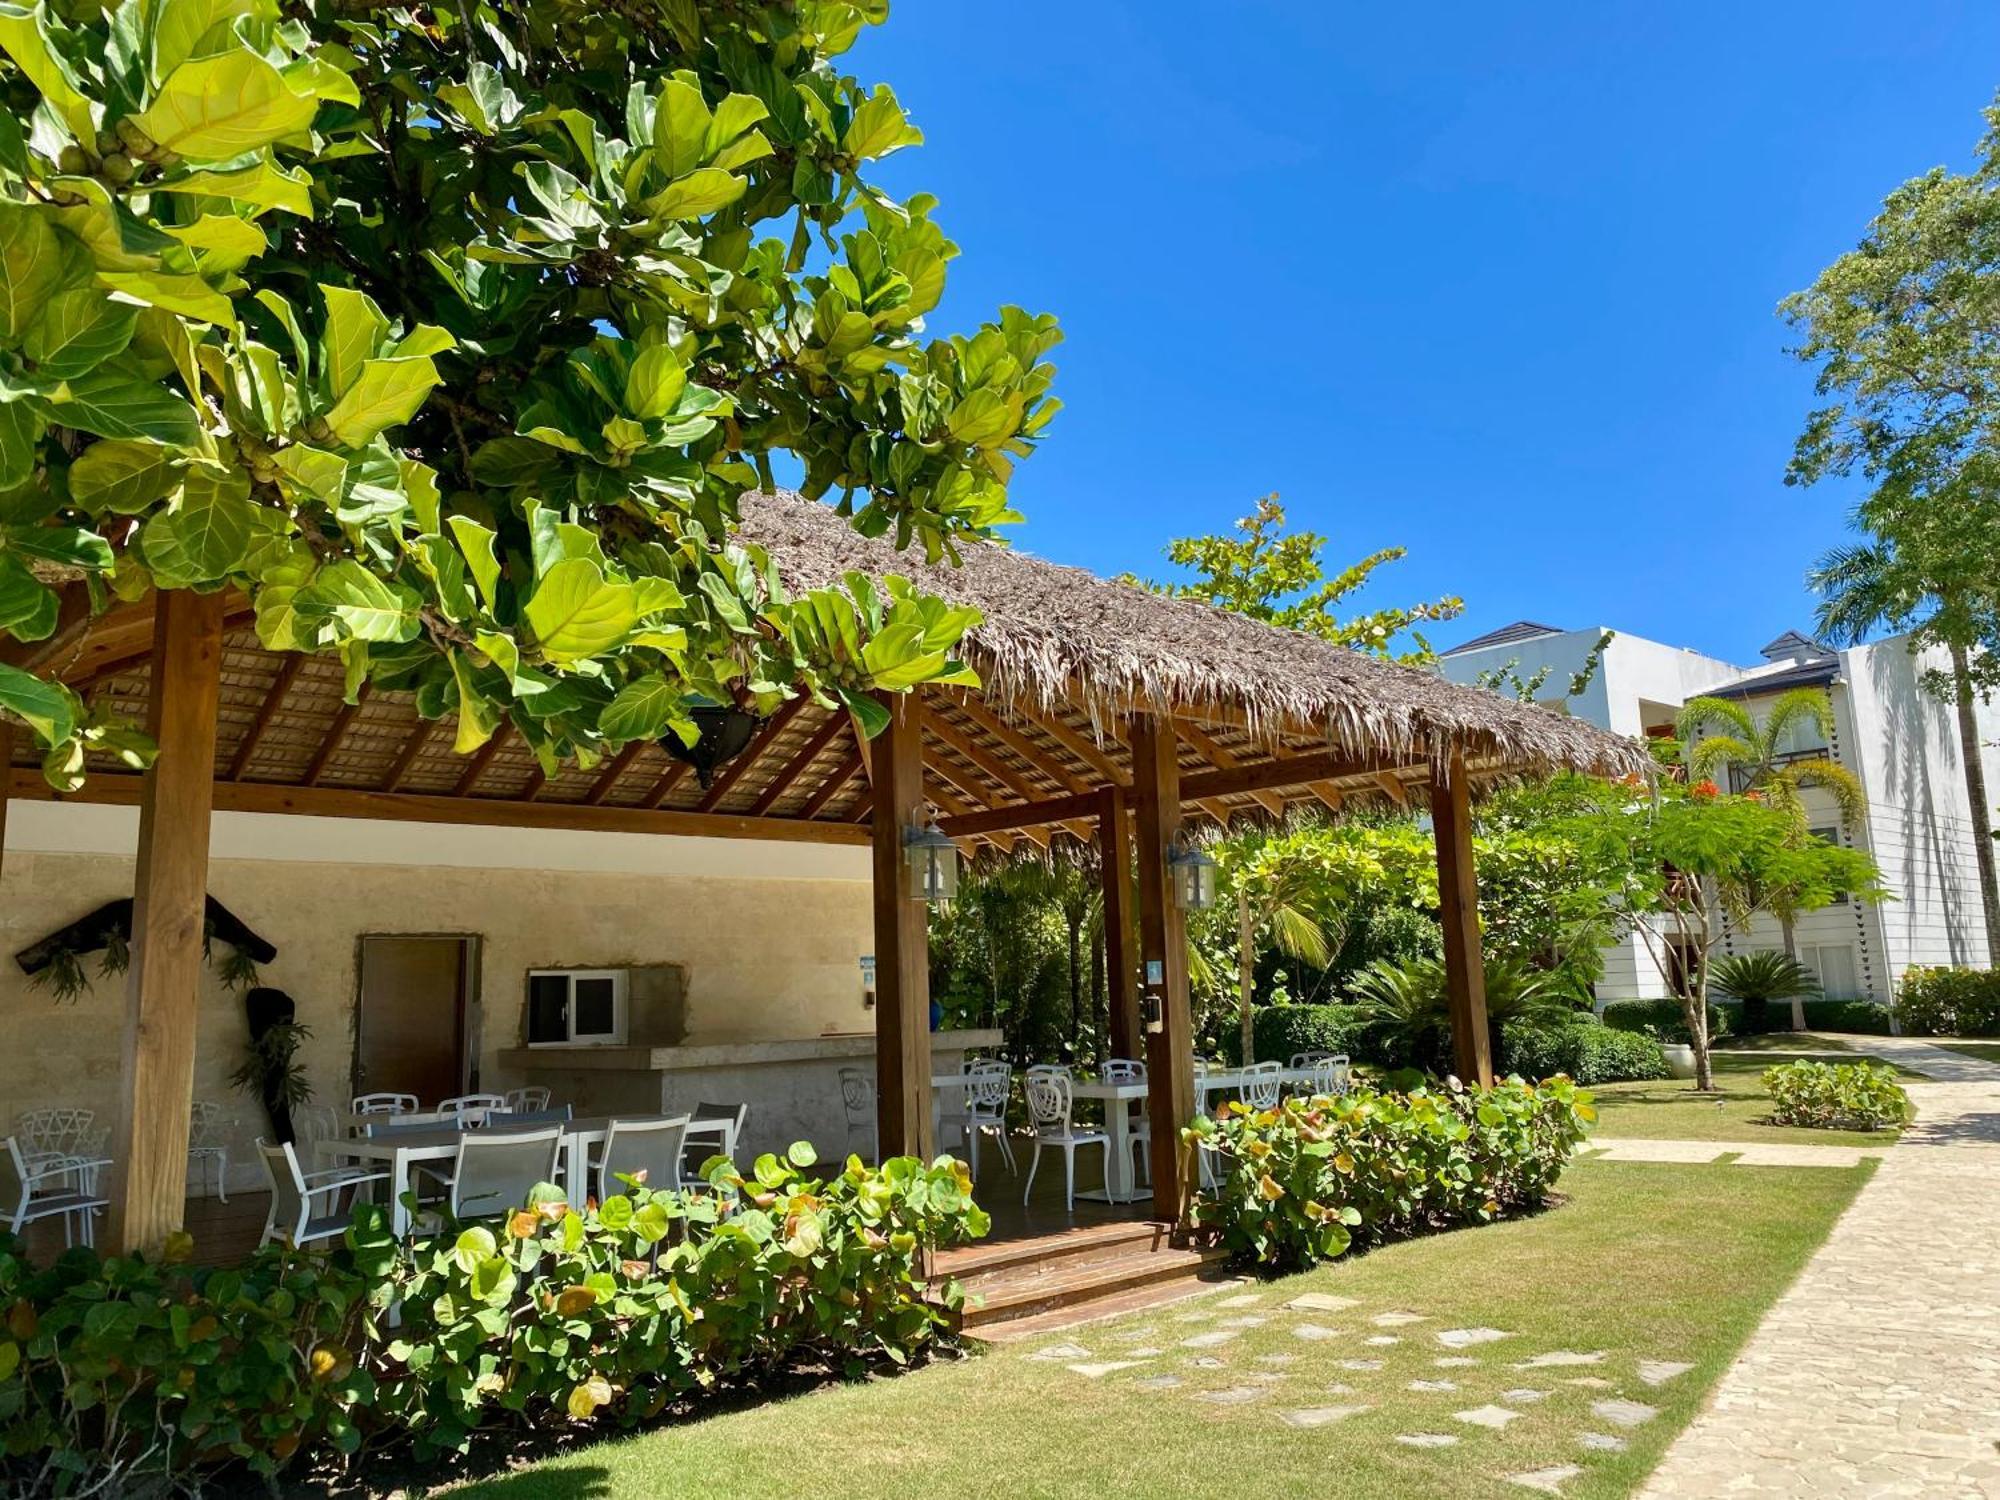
xmin=742 ymin=491 xmax=1651 ymax=785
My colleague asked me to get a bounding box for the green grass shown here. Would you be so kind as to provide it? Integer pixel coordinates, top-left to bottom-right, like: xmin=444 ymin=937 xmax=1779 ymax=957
xmin=1588 ymin=1051 xmax=1908 ymax=1147
xmin=446 ymin=1161 xmax=1870 ymax=1500
xmin=1709 ymin=1031 xmax=1857 ymax=1053
xmin=1921 ymin=1039 xmax=2000 ymax=1065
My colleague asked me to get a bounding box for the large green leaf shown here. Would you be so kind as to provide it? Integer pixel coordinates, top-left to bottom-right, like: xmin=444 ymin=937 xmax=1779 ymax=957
xmin=0 ymin=203 xmax=82 ymax=339
xmin=23 ymin=289 xmax=138 ymax=379
xmin=447 ymin=516 xmax=502 ymax=609
xmin=0 ymin=399 xmax=39 ymax=488
xmin=68 ymin=439 xmax=176 ymax=513
xmin=597 ymin=673 xmax=679 ymax=742
xmin=320 ymin=285 xmax=389 ymax=399
xmin=49 ymin=367 xmax=206 ymax=445
xmin=0 ymin=660 xmax=74 ymax=743
xmin=155 ymin=157 xmax=314 ymax=218
xmin=295 ymin=558 xmax=421 ymax=643
xmin=130 ymin=49 xmax=321 ymax=160
xmin=0 ymin=552 xmax=56 ymax=639
xmin=648 ymin=167 xmax=745 ymax=221
xmin=98 ymin=270 xmax=235 ymax=326
xmin=522 ymin=558 xmax=640 ymax=663
xmin=139 ymin=467 xmax=255 ymax=585
xmin=323 ymin=356 xmax=442 ymax=447
xmin=0 ymin=4 xmax=95 ymax=142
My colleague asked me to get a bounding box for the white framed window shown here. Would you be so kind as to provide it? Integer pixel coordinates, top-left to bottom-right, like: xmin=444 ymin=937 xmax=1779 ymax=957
xmin=1802 ymin=943 xmax=1860 ymax=1000
xmin=525 ymin=969 xmax=629 ymax=1045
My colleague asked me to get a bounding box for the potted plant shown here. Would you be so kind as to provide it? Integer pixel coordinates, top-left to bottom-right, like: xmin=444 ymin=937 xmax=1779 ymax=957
xmin=1648 ymin=1024 xmax=1698 ymax=1079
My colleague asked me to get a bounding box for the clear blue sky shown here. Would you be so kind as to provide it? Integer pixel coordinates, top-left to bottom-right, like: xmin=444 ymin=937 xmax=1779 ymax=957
xmin=847 ymin=3 xmax=2000 ymax=663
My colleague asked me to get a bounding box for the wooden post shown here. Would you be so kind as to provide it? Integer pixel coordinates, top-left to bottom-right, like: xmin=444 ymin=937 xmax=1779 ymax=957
xmin=1099 ymin=787 xmax=1140 ymax=1059
xmin=870 ymin=695 xmax=935 ymax=1163
xmin=1131 ymin=714 xmax=1196 ymax=1221
xmin=109 ymin=589 xmax=225 ymax=1254
xmin=1430 ymin=747 xmax=1494 ymax=1088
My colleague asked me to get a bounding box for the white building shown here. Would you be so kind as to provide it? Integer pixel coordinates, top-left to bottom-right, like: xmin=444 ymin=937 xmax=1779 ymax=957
xmin=1439 ymin=622 xmax=2000 ymax=1005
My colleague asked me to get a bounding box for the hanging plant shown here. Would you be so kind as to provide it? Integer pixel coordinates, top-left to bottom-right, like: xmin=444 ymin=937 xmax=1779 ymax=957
xmin=33 ymin=949 xmax=90 ymax=1005
xmin=14 ymin=897 xmax=277 ymax=1004
xmin=233 ymin=988 xmax=308 ymax=1143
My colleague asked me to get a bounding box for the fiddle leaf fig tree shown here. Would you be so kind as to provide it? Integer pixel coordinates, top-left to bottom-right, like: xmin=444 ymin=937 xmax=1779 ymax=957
xmin=0 ymin=0 xmax=1059 ymax=786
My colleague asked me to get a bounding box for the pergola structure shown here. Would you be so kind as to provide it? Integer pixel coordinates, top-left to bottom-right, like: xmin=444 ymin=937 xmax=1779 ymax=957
xmin=2 ymin=491 xmax=1649 ymax=1253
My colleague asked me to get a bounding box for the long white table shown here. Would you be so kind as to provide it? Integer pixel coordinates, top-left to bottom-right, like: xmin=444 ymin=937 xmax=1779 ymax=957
xmin=340 ymin=1114 xmax=736 ymax=1236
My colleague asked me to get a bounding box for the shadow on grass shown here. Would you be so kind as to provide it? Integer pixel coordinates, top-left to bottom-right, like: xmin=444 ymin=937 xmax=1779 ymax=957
xmin=448 ymin=1468 xmax=614 ymax=1499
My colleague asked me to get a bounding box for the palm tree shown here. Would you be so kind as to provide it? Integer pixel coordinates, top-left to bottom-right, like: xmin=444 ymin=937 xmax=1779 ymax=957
xmin=1809 ymin=542 xmax=2000 ymax=961
xmin=1676 ymin=686 xmax=1868 ymax=1028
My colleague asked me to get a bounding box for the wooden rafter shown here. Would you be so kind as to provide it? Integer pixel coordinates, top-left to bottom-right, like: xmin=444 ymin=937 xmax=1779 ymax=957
xmin=926 ymin=712 xmax=1039 ymax=802
xmin=1374 ymin=771 xmax=1409 ymax=807
xmin=302 ymin=684 xmax=371 ymax=787
xmin=1174 ymin=721 xmax=1286 ymax=818
xmin=1179 ymin=749 xmax=1404 ymax=804
xmin=749 ymin=710 xmax=847 ymax=817
xmin=380 ymin=715 xmax=435 ymax=792
xmin=225 ymin=656 xmax=304 ymax=781
xmin=584 ymin=741 xmax=648 ymax=805
xmin=696 ymin=694 xmax=809 ymax=813
xmin=1012 ymin=701 xmax=1126 ymax=786
xmin=799 ymin=744 xmax=861 ymax=820
xmin=925 ymin=750 xmax=1051 ymax=851
xmin=638 ymin=755 xmax=693 ymax=810
xmin=940 ymin=693 xmax=1089 ymax=793
xmin=452 ymin=721 xmax=514 ymax=798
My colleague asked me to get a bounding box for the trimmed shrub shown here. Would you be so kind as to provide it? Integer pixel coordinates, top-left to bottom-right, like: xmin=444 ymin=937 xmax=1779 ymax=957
xmin=1894 ymin=966 xmax=2000 ymax=1038
xmin=1500 ymin=1020 xmax=1671 ymax=1085
xmin=1220 ymin=1003 xmax=1376 ymax=1067
xmin=1799 ymin=998 xmax=1894 ymax=1035
xmin=0 ymin=1149 xmax=984 ymax=1492
xmin=1183 ymin=1077 xmax=1595 ymax=1269
xmin=1601 ymin=997 xmax=1737 ymax=1045
xmin=1762 ymin=1060 xmax=1912 ymax=1132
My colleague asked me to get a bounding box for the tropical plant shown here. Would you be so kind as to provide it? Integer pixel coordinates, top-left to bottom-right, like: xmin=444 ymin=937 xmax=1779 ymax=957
xmin=0 ymin=1 xmax=1060 ymax=789
xmin=1498 ymin=1019 xmax=1669 ymax=1086
xmin=1762 ymin=1059 xmax=1912 ymax=1133
xmin=1130 ymin=494 xmax=1463 ymax=663
xmin=229 ymin=1018 xmax=312 ymax=1110
xmin=1473 ymin=629 xmax=1614 ymax=709
xmin=1346 ymin=954 xmax=1579 ymax=1075
xmin=1894 ymin=964 xmax=2000 ymax=1037
xmin=1183 ymin=1075 xmax=1596 ymax=1269
xmin=1214 ymin=830 xmax=1339 ymax=1068
xmin=1710 ymin=950 xmax=1822 ymax=1035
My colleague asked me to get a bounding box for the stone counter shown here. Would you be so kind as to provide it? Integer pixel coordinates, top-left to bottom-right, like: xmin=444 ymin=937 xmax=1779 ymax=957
xmin=496 ymin=1028 xmax=1003 ymax=1164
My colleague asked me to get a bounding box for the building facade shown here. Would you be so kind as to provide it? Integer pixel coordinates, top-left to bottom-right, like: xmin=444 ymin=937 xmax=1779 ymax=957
xmin=1439 ymin=622 xmax=2000 ymax=1006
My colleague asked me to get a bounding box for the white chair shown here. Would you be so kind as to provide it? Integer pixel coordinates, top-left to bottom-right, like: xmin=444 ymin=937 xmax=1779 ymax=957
xmin=596 ymin=1116 xmax=690 ymax=1202
xmin=187 ymin=1101 xmax=228 ymax=1203
xmin=1309 ymin=1055 xmax=1352 ymax=1097
xmin=503 ymin=1086 xmax=552 ymax=1114
xmin=427 ymin=1127 xmax=563 ymax=1221
xmin=1102 ymin=1058 xmax=1151 ymax=1181
xmin=1290 ymin=1050 xmax=1334 ymax=1070
xmin=681 ymin=1101 xmax=748 ymax=1185
xmin=2 ymin=1135 xmax=108 ymax=1248
xmin=257 ymin=1140 xmax=385 ymax=1249
xmin=293 ymin=1104 xmax=369 ymax=1180
xmin=838 ymin=1067 xmax=878 ymax=1161
xmin=944 ymin=1060 xmax=1015 ymax=1180
xmin=1240 ymin=1060 xmax=1282 ymax=1110
xmin=438 ymin=1093 xmax=506 ymax=1125
xmin=351 ymin=1093 xmax=417 ymax=1117
xmin=17 ymin=1107 xmax=96 ymax=1162
xmin=1021 ymin=1067 xmax=1110 ymax=1212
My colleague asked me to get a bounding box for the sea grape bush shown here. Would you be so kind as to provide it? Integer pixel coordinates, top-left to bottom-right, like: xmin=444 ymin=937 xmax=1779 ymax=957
xmin=1183 ymin=1076 xmax=1595 ymax=1270
xmin=0 ymin=0 xmax=1061 ymax=783
xmin=1894 ymin=965 xmax=2000 ymax=1037
xmin=0 ymin=1148 xmax=985 ymax=1492
xmin=1762 ymin=1060 xmax=1912 ymax=1133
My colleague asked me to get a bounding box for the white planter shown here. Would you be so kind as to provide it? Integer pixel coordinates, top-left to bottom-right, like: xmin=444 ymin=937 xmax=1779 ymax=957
xmin=1662 ymin=1043 xmax=1697 ymax=1080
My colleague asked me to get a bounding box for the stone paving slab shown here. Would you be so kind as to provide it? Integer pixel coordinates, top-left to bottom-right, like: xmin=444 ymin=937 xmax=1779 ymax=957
xmin=1639 ymin=1047 xmax=2000 ymax=1497
xmin=1588 ymin=1139 xmax=1732 ymax=1164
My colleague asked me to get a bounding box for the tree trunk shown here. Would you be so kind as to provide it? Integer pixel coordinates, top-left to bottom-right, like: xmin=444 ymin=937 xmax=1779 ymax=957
xmin=1780 ymin=915 xmax=1807 ymax=1031
xmin=1950 ymin=643 xmax=2000 ymax=962
xmin=1237 ymin=884 xmax=1256 ymax=1066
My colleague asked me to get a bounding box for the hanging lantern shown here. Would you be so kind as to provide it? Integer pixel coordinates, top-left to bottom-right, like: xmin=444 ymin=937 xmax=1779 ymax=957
xmin=661 ymin=703 xmax=760 ymax=788
xmin=904 ymin=816 xmax=960 ymax=904
xmin=1168 ymin=832 xmax=1218 ymax=911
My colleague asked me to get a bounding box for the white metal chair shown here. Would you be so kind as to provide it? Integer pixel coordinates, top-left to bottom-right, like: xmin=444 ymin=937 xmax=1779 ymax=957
xmin=838 ymin=1067 xmax=878 ymax=1161
xmin=503 ymin=1086 xmax=552 ymax=1114
xmin=438 ymin=1093 xmax=506 ymax=1124
xmin=1309 ymin=1055 xmax=1352 ymax=1097
xmin=944 ymin=1060 xmax=1015 ymax=1179
xmin=293 ymin=1104 xmax=370 ymax=1180
xmin=257 ymin=1140 xmax=385 ymax=1249
xmin=2 ymin=1135 xmax=109 ymax=1248
xmin=1102 ymin=1057 xmax=1152 ymax=1182
xmin=17 ymin=1108 xmax=95 ymax=1161
xmin=596 ymin=1116 xmax=690 ymax=1202
xmin=681 ymin=1100 xmax=748 ymax=1184
xmin=1021 ymin=1067 xmax=1110 ymax=1212
xmin=1290 ymin=1050 xmax=1334 ymax=1070
xmin=351 ymin=1092 xmax=417 ymax=1117
xmin=1240 ymin=1060 xmax=1283 ymax=1111
xmin=187 ymin=1101 xmax=228 ymax=1203
xmin=429 ymin=1127 xmax=564 ymax=1221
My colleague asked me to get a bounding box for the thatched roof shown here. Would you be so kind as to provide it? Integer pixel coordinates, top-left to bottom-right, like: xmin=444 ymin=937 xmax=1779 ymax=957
xmin=744 ymin=490 xmax=1648 ymax=780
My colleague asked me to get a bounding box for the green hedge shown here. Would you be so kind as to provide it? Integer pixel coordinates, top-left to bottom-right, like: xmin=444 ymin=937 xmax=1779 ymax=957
xmin=1184 ymin=1077 xmax=1595 ymax=1268
xmin=0 ymin=1149 xmax=985 ymax=1491
xmin=1797 ymin=998 xmax=1894 ymax=1035
xmin=1763 ymin=1060 xmax=1912 ymax=1131
xmin=1600 ymin=998 xmax=1736 ymax=1045
xmin=1601 ymin=995 xmax=1893 ymax=1041
xmin=1894 ymin=966 xmax=2000 ymax=1037
xmin=1499 ymin=1020 xmax=1670 ymax=1085
xmin=1220 ymin=1003 xmax=1376 ymax=1067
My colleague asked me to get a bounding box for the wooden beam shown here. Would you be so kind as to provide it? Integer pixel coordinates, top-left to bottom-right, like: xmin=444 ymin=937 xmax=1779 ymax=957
xmin=944 ymin=694 xmax=1090 ymax=793
xmin=302 ymin=683 xmax=370 ymax=786
xmin=453 ymin=722 xmax=513 ymax=797
xmin=936 ymin=789 xmax=1103 ymax=838
xmin=108 ymin=589 xmax=225 ymax=1254
xmin=1014 ymin=701 xmax=1127 ymax=787
xmin=225 ymin=655 xmax=303 ymax=781
xmin=799 ymin=745 xmax=861 ymax=821
xmin=380 ymin=715 xmax=434 ymax=792
xmin=696 ymin=695 xmax=808 ymax=813
xmin=1177 ymin=749 xmax=1403 ymax=804
xmin=1100 ymin=787 xmax=1140 ymax=1060
xmin=518 ymin=763 xmax=548 ymax=800
xmin=1173 ymin=720 xmax=1279 ymax=824
xmin=8 ymin=770 xmax=875 ymax=846
xmin=1375 ymin=771 xmax=1409 ymax=807
xmin=924 ymin=712 xmax=1040 ymax=803
xmin=585 ymin=740 xmax=648 ymax=805
xmin=1431 ymin=747 xmax=1493 ymax=1088
xmin=1132 ymin=714 xmax=1196 ymax=1222
xmin=925 ymin=754 xmax=1051 ymax=852
xmin=749 ymin=711 xmax=847 ymax=817
xmin=638 ymin=755 xmax=693 ymax=810
xmin=871 ymin=694 xmax=935 ymax=1163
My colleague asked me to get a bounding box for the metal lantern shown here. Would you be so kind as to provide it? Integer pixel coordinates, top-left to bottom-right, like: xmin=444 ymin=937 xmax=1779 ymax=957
xmin=904 ymin=816 xmax=960 ymax=904
xmin=1168 ymin=832 xmax=1218 ymax=911
xmin=661 ymin=703 xmax=761 ymax=788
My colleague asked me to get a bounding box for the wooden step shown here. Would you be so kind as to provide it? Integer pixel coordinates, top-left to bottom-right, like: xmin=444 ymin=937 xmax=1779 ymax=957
xmin=931 ymin=1220 xmax=1234 ymax=1335
xmin=935 ymin=1217 xmax=1176 ymax=1282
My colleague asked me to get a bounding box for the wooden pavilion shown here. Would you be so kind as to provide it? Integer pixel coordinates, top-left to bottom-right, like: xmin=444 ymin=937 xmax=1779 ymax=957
xmin=1 ymin=490 xmax=1650 ymax=1254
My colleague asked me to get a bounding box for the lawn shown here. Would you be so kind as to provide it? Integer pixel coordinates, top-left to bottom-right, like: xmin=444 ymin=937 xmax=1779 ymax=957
xmin=1922 ymin=1039 xmax=2000 ymax=1066
xmin=446 ymin=1161 xmax=1870 ymax=1500
xmin=1706 ymin=1030 xmax=1860 ymax=1052
xmin=1588 ymin=1051 xmax=1911 ymax=1147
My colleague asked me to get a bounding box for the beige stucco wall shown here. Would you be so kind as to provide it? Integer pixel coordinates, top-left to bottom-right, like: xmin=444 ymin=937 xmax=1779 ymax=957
xmin=0 ymin=803 xmax=873 ymax=1191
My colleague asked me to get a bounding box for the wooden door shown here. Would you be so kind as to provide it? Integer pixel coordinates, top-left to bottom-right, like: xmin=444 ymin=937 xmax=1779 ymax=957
xmin=356 ymin=936 xmax=473 ymax=1104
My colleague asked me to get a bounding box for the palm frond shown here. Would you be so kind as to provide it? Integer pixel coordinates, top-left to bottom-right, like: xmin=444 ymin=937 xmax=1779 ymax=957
xmin=1774 ymin=758 xmax=1868 ymax=828
xmin=1687 ymin=733 xmax=1757 ymax=780
xmin=1762 ymin=688 xmax=1837 ymax=751
xmin=1674 ymin=696 xmax=1757 ymax=752
xmin=1266 ymin=902 xmax=1331 ymax=969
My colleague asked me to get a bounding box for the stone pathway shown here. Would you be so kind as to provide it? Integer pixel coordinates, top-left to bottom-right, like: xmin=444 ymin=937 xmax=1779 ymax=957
xmin=1586 ymin=1138 xmax=1886 ymax=1166
xmin=1639 ymin=1038 xmax=2000 ymax=1497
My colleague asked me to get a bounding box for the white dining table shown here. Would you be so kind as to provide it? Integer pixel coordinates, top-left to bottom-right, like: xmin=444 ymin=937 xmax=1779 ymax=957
xmin=1068 ymin=1078 xmax=1151 ymax=1204
xmin=340 ymin=1113 xmax=737 ymax=1236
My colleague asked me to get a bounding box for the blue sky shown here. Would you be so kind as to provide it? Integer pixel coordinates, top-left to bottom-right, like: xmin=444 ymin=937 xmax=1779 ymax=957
xmin=847 ymin=3 xmax=2000 ymax=663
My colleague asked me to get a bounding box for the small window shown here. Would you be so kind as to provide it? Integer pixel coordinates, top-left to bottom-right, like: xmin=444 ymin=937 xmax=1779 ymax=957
xmin=525 ymin=969 xmax=628 ymax=1046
